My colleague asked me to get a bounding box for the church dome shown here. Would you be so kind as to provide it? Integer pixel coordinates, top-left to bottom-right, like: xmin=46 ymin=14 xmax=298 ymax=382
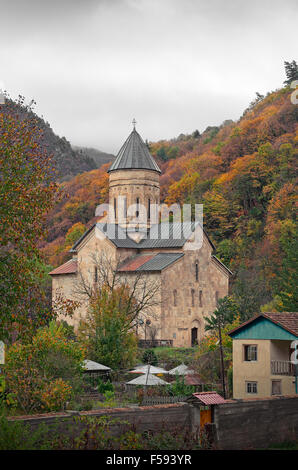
xmin=108 ymin=127 xmax=161 ymax=173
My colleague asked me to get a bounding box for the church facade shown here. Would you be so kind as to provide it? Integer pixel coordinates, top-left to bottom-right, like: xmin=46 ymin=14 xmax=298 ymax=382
xmin=50 ymin=125 xmax=231 ymax=347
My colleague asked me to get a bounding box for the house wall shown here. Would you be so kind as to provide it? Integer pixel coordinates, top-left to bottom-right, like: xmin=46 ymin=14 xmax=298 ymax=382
xmin=233 ymin=339 xmax=296 ymax=399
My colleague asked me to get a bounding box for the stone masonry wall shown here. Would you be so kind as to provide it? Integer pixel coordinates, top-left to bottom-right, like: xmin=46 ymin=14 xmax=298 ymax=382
xmin=213 ymin=395 xmax=298 ymax=449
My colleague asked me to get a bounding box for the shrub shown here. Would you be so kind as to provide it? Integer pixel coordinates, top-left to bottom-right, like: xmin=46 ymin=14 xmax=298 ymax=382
xmin=4 ymin=322 xmax=84 ymax=413
xmin=97 ymin=378 xmax=114 ymax=394
xmin=166 ymin=375 xmax=195 ymax=397
xmin=142 ymin=349 xmax=158 ymax=366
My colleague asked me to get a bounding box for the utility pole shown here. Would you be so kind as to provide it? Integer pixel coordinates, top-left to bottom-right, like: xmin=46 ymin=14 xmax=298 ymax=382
xmin=218 ymin=322 xmax=226 ymax=399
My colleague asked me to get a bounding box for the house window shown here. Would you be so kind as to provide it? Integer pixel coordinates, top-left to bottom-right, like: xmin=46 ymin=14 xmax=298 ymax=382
xmin=272 ymin=380 xmax=282 ymax=396
xmin=195 ymin=262 xmax=199 ymax=282
xmin=244 ymin=345 xmax=258 ymax=361
xmin=191 ymin=289 xmax=195 ymax=307
xmin=199 ymin=290 xmax=203 ymax=307
xmin=173 ymin=289 xmax=177 ymax=306
xmin=246 ymin=381 xmax=257 ymax=394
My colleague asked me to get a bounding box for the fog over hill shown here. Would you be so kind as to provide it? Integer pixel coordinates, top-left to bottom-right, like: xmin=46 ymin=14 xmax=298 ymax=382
xmin=72 ymin=146 xmax=115 ymax=168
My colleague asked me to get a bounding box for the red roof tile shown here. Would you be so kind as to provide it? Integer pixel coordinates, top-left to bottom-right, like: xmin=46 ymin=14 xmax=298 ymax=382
xmin=118 ymin=255 xmax=154 ymax=272
xmin=49 ymin=259 xmax=77 ymax=275
xmin=192 ymin=392 xmax=226 ymax=405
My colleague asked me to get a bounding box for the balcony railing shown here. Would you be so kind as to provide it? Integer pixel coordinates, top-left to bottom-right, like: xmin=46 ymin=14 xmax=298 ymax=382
xmin=271 ymin=360 xmax=296 ymax=376
xmin=138 ymin=339 xmax=173 ymax=349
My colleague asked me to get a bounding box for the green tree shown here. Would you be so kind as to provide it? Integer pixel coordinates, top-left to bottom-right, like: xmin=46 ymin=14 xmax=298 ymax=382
xmin=142 ymin=349 xmax=158 ymax=366
xmin=204 ymin=297 xmax=238 ymax=398
xmin=284 ymin=60 xmax=298 ymax=85
xmin=276 ymin=237 xmax=298 ymax=311
xmin=78 ymin=285 xmax=138 ymax=369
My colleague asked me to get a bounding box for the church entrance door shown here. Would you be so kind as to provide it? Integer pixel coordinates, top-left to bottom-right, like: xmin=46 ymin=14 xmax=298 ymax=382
xmin=191 ymin=327 xmax=198 ymax=346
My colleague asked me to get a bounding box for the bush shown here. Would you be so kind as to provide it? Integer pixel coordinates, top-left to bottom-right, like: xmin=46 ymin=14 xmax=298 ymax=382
xmin=142 ymin=349 xmax=158 ymax=366
xmin=97 ymin=378 xmax=114 ymax=393
xmin=4 ymin=322 xmax=84 ymax=413
xmin=166 ymin=375 xmax=195 ymax=397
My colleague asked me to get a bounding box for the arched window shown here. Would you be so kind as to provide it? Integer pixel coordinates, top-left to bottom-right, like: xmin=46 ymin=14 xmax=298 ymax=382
xmin=148 ymin=198 xmax=151 ymax=220
xmin=173 ymin=289 xmax=177 ymax=306
xmin=123 ymin=196 xmax=127 ymax=218
xmin=199 ymin=290 xmax=203 ymax=307
xmin=191 ymin=289 xmax=195 ymax=307
xmin=94 ymin=266 xmax=98 ymax=283
xmin=195 ymin=262 xmax=199 ymax=282
xmin=114 ymin=197 xmax=117 ymax=219
xmin=215 ymin=291 xmax=219 ymax=305
xmin=136 ymin=197 xmax=140 ymax=218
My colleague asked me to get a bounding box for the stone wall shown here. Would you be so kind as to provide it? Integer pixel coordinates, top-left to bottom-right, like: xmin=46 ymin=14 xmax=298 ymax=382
xmin=213 ymin=395 xmax=298 ymax=449
xmin=9 ymin=403 xmax=190 ymax=437
xmin=8 ymin=396 xmax=298 ymax=449
xmin=160 ymin=236 xmax=229 ymax=347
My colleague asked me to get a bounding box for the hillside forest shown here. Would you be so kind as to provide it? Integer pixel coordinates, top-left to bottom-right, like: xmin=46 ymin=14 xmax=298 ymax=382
xmin=1 ymin=63 xmax=297 ymax=341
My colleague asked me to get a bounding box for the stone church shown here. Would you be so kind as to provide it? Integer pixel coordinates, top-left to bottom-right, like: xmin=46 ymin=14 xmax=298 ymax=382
xmin=50 ymin=124 xmax=231 ymax=347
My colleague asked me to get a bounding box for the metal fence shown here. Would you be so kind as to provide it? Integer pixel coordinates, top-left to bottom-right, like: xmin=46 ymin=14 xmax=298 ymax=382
xmin=141 ymin=395 xmax=188 ymax=406
xmin=138 ymin=339 xmax=173 ymax=348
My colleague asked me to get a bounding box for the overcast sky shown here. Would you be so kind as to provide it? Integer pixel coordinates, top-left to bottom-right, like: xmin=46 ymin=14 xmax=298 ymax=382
xmin=0 ymin=0 xmax=297 ymax=153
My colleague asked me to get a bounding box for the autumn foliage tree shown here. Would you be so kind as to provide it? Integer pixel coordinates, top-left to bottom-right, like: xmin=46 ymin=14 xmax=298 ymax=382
xmin=0 ymin=96 xmax=60 ymax=343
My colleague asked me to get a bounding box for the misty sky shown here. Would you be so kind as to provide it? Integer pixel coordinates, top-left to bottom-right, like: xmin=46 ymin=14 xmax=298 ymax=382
xmin=0 ymin=0 xmax=297 ymax=153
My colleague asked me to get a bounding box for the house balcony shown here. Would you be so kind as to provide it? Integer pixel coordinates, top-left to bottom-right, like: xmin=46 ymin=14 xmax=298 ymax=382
xmin=271 ymin=360 xmax=296 ymax=376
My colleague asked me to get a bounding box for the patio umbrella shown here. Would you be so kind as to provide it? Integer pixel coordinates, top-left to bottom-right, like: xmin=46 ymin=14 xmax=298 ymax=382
xmin=126 ymin=373 xmax=168 ymax=386
xmin=129 ymin=364 xmax=167 ymax=374
xmin=168 ymin=363 xmax=195 ymax=375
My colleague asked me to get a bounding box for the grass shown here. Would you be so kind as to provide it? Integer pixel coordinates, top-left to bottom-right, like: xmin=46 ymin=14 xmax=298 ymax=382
xmin=268 ymin=440 xmax=298 ymax=450
xmin=152 ymin=347 xmax=197 ymax=368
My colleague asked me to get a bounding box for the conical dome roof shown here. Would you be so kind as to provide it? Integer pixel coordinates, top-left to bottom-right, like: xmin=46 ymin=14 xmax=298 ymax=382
xmin=108 ymin=128 xmax=161 ymax=173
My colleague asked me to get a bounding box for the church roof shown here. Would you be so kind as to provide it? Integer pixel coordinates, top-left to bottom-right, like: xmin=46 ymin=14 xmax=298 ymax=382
xmin=49 ymin=259 xmax=77 ymax=275
xmin=108 ymin=128 xmax=161 ymax=173
xmin=118 ymin=252 xmax=184 ymax=272
xmin=89 ymin=221 xmax=214 ymax=250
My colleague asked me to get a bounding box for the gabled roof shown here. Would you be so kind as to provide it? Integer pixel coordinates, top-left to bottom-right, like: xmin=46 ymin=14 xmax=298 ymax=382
xmin=49 ymin=259 xmax=77 ymax=275
xmin=191 ymin=392 xmax=226 ymax=405
xmin=108 ymin=128 xmax=161 ymax=173
xmin=69 ymin=221 xmax=217 ymax=252
xmin=212 ymin=255 xmax=233 ymax=275
xmin=229 ymin=312 xmax=298 ymax=338
xmin=118 ymin=252 xmax=184 ymax=272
